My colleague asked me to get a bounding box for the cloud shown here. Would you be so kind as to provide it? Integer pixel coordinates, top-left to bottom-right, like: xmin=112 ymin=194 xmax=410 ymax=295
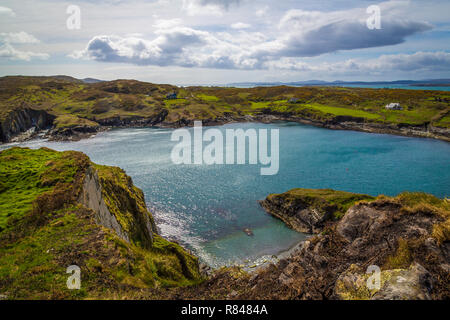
xmin=231 ymin=22 xmax=251 ymax=29
xmin=153 ymin=18 xmax=183 ymax=29
xmin=192 ymin=0 xmax=240 ymax=9
xmin=70 ymin=28 xmax=211 ymax=67
xmin=0 ymin=32 xmax=48 ymax=61
xmin=182 ymin=0 xmax=240 ymax=16
xmin=0 ymin=6 xmax=15 ymax=17
xmin=266 ymin=52 xmax=450 ymax=74
xmin=361 ymin=51 xmax=450 ymax=72
xmin=0 ymin=32 xmax=40 ymax=44
xmin=0 ymin=43 xmax=49 ymax=61
xmin=71 ymin=2 xmax=433 ymax=70
xmin=272 ymin=7 xmax=432 ymax=58
xmin=255 ymin=6 xmax=268 ymax=17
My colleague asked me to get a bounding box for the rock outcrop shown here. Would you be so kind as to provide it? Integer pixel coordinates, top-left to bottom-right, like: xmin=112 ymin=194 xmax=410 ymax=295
xmin=0 ymin=108 xmax=55 ymax=142
xmin=244 ymin=193 xmax=450 ymax=300
xmin=260 ymin=188 xmax=374 ymax=233
xmin=0 ymin=147 xmax=201 ymax=299
xmin=78 ymin=166 xmax=131 ymax=243
xmin=171 ymin=191 xmax=449 ymax=300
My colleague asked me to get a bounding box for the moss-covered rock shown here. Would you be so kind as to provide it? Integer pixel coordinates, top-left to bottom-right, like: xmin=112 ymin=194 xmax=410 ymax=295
xmin=260 ymin=188 xmax=374 ymax=233
xmin=335 ymin=262 xmax=433 ymax=300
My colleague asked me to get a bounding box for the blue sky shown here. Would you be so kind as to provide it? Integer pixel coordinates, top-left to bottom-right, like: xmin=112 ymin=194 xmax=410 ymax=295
xmin=0 ymin=0 xmax=450 ymax=85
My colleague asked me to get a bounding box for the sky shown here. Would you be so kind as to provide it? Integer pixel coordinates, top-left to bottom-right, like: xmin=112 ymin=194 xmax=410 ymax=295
xmin=0 ymin=0 xmax=450 ymax=85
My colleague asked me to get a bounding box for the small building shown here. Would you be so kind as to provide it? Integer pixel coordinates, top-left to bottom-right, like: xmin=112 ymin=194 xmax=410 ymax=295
xmin=385 ymin=102 xmax=402 ymax=110
xmin=166 ymin=92 xmax=177 ymax=99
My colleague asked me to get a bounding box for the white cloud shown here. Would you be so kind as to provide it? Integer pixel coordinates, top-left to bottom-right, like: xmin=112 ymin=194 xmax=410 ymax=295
xmin=0 ymin=43 xmax=49 ymax=61
xmin=0 ymin=32 xmax=48 ymax=61
xmin=231 ymin=22 xmax=251 ymax=29
xmin=182 ymin=0 xmax=240 ymax=16
xmin=255 ymin=6 xmax=268 ymax=17
xmin=0 ymin=32 xmax=40 ymax=44
xmin=153 ymin=18 xmax=183 ymax=29
xmin=266 ymin=52 xmax=450 ymax=74
xmin=0 ymin=6 xmax=15 ymax=17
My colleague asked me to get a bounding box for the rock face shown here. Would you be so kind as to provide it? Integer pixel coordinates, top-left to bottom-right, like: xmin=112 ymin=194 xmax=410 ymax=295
xmin=335 ymin=261 xmax=434 ymax=300
xmin=260 ymin=188 xmax=374 ymax=233
xmin=240 ymin=194 xmax=450 ymax=300
xmin=0 ymin=147 xmax=201 ymax=299
xmin=0 ymin=108 xmax=55 ymax=142
xmin=372 ymin=263 xmax=433 ymax=300
xmin=78 ymin=166 xmax=131 ymax=243
xmin=83 ymin=165 xmax=157 ymax=249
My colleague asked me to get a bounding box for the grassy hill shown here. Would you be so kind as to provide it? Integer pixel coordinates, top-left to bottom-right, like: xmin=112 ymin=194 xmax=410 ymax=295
xmin=0 ymin=147 xmax=202 ymax=299
xmin=0 ymin=76 xmax=449 ymax=142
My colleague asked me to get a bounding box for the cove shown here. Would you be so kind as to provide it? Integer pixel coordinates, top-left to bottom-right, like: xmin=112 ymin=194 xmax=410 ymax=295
xmin=3 ymin=122 xmax=449 ymax=268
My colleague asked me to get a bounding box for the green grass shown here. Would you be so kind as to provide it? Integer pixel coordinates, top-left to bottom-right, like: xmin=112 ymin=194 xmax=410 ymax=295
xmin=0 ymin=147 xmax=73 ymax=229
xmin=54 ymin=114 xmax=99 ymax=129
xmin=197 ymin=94 xmax=220 ymax=102
xmin=0 ymin=147 xmax=203 ymax=299
xmin=434 ymin=115 xmax=450 ymax=128
xmin=270 ymin=188 xmax=375 ymax=219
xmin=164 ymin=98 xmax=188 ymax=107
xmin=304 ymin=103 xmax=381 ymax=120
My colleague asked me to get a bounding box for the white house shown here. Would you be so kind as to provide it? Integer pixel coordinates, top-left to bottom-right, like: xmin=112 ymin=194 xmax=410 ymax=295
xmin=385 ymin=103 xmax=403 ymax=110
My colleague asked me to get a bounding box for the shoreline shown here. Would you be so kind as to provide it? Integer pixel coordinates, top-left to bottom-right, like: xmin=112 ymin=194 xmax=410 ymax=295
xmin=3 ymin=114 xmax=450 ymax=145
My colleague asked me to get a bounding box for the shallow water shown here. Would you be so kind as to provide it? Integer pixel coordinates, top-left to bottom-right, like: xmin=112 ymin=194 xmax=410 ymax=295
xmin=2 ymin=122 xmax=450 ymax=267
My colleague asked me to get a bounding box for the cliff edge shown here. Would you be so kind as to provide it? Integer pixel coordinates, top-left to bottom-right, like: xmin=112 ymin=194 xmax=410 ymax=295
xmin=0 ymin=147 xmax=202 ymax=299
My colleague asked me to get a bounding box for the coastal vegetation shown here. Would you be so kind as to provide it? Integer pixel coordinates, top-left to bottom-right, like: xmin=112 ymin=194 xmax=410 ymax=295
xmin=0 ymin=147 xmax=202 ymax=299
xmin=0 ymin=148 xmax=448 ymax=299
xmin=0 ymin=76 xmax=449 ymax=142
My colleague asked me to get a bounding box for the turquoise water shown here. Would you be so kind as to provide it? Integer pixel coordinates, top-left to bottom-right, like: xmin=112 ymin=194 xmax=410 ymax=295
xmin=2 ymin=123 xmax=450 ymax=267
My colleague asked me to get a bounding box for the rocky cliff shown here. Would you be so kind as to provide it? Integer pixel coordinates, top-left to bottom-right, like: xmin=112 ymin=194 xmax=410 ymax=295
xmin=250 ymin=192 xmax=449 ymax=299
xmin=260 ymin=188 xmax=375 ymax=233
xmin=0 ymin=108 xmax=55 ymax=142
xmin=0 ymin=147 xmax=201 ymax=299
xmin=166 ymin=191 xmax=449 ymax=300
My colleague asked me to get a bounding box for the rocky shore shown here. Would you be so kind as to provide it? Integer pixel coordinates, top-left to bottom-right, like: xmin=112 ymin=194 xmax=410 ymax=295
xmin=1 ymin=107 xmax=449 ymax=144
xmin=166 ymin=190 xmax=449 ymax=300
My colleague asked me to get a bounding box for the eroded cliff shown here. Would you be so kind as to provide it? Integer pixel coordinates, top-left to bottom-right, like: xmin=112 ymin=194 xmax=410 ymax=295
xmin=0 ymin=147 xmax=201 ymax=299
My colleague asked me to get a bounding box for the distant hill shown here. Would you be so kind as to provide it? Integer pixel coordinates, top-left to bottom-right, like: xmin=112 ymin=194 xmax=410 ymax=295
xmin=81 ymin=77 xmax=104 ymax=84
xmin=228 ymin=79 xmax=450 ymax=87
